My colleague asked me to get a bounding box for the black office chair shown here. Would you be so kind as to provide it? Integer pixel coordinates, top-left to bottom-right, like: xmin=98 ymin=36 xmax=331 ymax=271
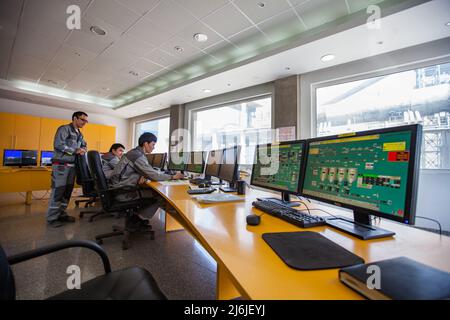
xmin=75 ymin=154 xmax=108 ymax=222
xmin=0 ymin=240 xmax=167 ymax=300
xmin=87 ymin=150 xmax=155 ymax=250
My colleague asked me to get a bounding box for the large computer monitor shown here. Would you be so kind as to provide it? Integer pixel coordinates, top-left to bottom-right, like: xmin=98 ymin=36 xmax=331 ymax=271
xmin=301 ymin=124 xmax=422 ymax=240
xmin=146 ymin=153 xmax=155 ymax=166
xmin=40 ymin=151 xmax=53 ymax=166
xmin=168 ymin=152 xmax=187 ymax=171
xmin=204 ymin=149 xmax=223 ymax=179
xmin=218 ymin=146 xmax=240 ymax=192
xmin=186 ymin=151 xmax=206 ymax=174
xmin=251 ymin=140 xmax=305 ymax=206
xmin=151 ymin=153 xmax=167 ymax=169
xmin=3 ymin=149 xmax=38 ymax=167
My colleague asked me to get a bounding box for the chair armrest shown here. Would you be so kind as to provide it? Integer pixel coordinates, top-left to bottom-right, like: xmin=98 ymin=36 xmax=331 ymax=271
xmin=7 ymin=240 xmax=112 ymax=274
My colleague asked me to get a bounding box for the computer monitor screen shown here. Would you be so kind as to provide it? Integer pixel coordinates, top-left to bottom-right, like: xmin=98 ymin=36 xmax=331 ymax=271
xmin=40 ymin=151 xmax=53 ymax=166
xmin=301 ymin=124 xmax=422 ymax=235
xmin=205 ymin=149 xmax=223 ymax=178
xmin=186 ymin=151 xmax=205 ymax=174
xmin=22 ymin=150 xmax=38 ymax=166
xmin=3 ymin=150 xmax=23 ymax=166
xmin=151 ymin=153 xmax=166 ymax=169
xmin=218 ymin=146 xmax=240 ymax=183
xmin=251 ymin=140 xmax=305 ymax=195
xmin=168 ymin=152 xmax=187 ymax=171
xmin=146 ymin=153 xmax=155 ymax=166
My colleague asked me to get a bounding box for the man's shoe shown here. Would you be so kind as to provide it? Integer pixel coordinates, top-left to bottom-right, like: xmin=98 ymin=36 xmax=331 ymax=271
xmin=59 ymin=215 xmax=76 ymax=223
xmin=48 ymin=220 xmax=64 ymax=228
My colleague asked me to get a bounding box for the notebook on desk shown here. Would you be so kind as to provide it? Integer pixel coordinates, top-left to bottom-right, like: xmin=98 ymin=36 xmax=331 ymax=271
xmin=159 ymin=180 xmax=190 ymax=186
xmin=192 ymin=193 xmax=244 ymax=204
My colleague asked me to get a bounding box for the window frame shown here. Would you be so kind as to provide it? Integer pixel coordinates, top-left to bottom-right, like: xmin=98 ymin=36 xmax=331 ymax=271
xmin=133 ymin=115 xmax=170 ymax=149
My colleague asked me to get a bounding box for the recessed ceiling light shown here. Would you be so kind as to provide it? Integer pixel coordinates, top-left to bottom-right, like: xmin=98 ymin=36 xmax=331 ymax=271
xmin=377 ymin=41 xmax=384 ymax=45
xmin=446 ymin=21 xmax=450 ymax=27
xmin=321 ymin=54 xmax=335 ymax=62
xmin=193 ymin=33 xmax=208 ymax=42
xmin=174 ymin=46 xmax=184 ymax=52
xmin=102 ymin=87 xmax=110 ymax=91
xmin=285 ymin=67 xmax=291 ymax=71
xmin=257 ymin=2 xmax=265 ymax=8
xmin=202 ymin=89 xmax=212 ymax=93
xmin=145 ymin=107 xmax=152 ymax=110
xmin=90 ymin=25 xmax=106 ymax=36
xmin=227 ymin=83 xmax=231 ymax=87
xmin=128 ymin=70 xmax=139 ymax=77
xmin=47 ymin=79 xmax=58 ymax=85
xmin=74 ymin=52 xmax=81 ymax=57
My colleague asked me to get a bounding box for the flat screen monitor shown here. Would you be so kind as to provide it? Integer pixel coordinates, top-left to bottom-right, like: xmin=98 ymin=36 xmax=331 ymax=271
xmin=301 ymin=124 xmax=422 ymax=240
xmin=218 ymin=146 xmax=240 ymax=183
xmin=204 ymin=149 xmax=223 ymax=178
xmin=168 ymin=152 xmax=187 ymax=171
xmin=146 ymin=153 xmax=155 ymax=166
xmin=251 ymin=140 xmax=305 ymax=206
xmin=3 ymin=149 xmax=38 ymax=167
xmin=151 ymin=153 xmax=166 ymax=169
xmin=40 ymin=151 xmax=53 ymax=166
xmin=186 ymin=151 xmax=206 ymax=174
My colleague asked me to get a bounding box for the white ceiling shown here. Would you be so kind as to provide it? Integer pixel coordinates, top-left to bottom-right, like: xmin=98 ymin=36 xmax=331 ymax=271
xmin=0 ymin=0 xmax=449 ymax=118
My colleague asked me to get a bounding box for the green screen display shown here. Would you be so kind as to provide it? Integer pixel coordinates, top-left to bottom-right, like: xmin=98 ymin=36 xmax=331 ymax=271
xmin=251 ymin=142 xmax=304 ymax=193
xmin=168 ymin=152 xmax=186 ymax=171
xmin=302 ymin=131 xmax=413 ymax=218
xmin=186 ymin=151 xmax=205 ymax=174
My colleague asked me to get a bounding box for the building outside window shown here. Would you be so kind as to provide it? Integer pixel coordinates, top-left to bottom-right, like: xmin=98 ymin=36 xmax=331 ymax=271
xmin=316 ymin=62 xmax=450 ymax=169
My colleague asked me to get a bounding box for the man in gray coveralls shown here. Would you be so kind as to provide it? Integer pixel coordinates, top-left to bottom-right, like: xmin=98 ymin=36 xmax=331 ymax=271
xmin=110 ymin=132 xmax=184 ymax=224
xmin=47 ymin=111 xmax=88 ymax=228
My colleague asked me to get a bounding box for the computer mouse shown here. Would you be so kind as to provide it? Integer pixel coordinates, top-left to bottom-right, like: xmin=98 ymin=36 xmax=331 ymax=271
xmin=199 ymin=183 xmax=210 ymax=188
xmin=246 ymin=214 xmax=261 ymax=226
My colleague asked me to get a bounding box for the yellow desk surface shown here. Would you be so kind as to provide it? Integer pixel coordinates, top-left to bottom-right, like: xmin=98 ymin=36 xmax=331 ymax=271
xmin=147 ymin=181 xmax=450 ymax=300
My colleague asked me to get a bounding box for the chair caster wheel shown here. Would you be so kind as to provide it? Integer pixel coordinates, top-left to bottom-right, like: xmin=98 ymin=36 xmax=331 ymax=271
xmin=88 ymin=217 xmax=94 ymax=222
xmin=79 ymin=213 xmax=84 ymax=218
xmin=96 ymin=239 xmax=103 ymax=245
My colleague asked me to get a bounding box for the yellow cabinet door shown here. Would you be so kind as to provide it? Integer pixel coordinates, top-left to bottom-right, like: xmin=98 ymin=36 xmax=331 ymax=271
xmin=39 ymin=118 xmax=68 ymax=151
xmin=0 ymin=112 xmax=15 ymax=165
xmin=81 ymin=123 xmax=101 ymax=151
xmin=100 ymin=125 xmax=116 ymax=153
xmin=14 ymin=114 xmax=41 ymax=150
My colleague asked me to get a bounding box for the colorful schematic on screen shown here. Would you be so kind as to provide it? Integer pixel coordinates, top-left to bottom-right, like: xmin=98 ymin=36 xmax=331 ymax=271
xmin=251 ymin=142 xmax=303 ymax=193
xmin=302 ymin=131 xmax=413 ymax=218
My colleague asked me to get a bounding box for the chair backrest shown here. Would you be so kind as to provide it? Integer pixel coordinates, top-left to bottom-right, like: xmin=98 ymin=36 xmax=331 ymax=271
xmin=75 ymin=154 xmax=96 ymax=196
xmin=87 ymin=150 xmax=114 ymax=209
xmin=0 ymin=245 xmax=16 ymax=300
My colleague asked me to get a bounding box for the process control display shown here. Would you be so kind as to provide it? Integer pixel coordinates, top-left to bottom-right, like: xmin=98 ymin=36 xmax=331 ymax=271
xmin=252 ymin=142 xmax=303 ymax=193
xmin=302 ymin=131 xmax=413 ymax=218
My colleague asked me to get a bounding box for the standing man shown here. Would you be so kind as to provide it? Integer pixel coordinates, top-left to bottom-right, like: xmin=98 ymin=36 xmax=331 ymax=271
xmin=101 ymin=143 xmax=125 ymax=180
xmin=47 ymin=111 xmax=88 ymax=228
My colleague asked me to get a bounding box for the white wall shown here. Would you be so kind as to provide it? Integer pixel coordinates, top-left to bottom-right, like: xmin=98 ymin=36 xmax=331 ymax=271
xmin=298 ymin=38 xmax=450 ymax=232
xmin=0 ymin=97 xmax=130 ymax=149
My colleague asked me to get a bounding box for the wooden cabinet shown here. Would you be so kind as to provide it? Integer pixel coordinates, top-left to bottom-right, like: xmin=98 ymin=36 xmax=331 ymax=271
xmin=0 ymin=113 xmax=15 ymax=165
xmin=39 ymin=118 xmax=68 ymax=151
xmin=81 ymin=123 xmax=116 ymax=153
xmin=14 ymin=114 xmax=41 ymax=150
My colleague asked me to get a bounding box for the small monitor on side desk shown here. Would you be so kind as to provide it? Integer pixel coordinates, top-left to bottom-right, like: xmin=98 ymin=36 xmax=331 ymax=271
xmin=168 ymin=152 xmax=187 ymax=172
xmin=186 ymin=151 xmax=206 ymax=174
xmin=219 ymin=146 xmax=240 ymax=192
xmin=204 ymin=149 xmax=223 ymax=184
xmin=151 ymin=153 xmax=167 ymax=170
xmin=3 ymin=149 xmax=38 ymax=167
xmin=251 ymin=140 xmax=305 ymax=207
xmin=301 ymin=124 xmax=422 ymax=240
xmin=40 ymin=151 xmax=53 ymax=166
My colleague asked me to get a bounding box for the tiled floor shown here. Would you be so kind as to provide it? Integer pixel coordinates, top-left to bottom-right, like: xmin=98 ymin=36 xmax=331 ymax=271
xmin=0 ymin=190 xmax=217 ymax=300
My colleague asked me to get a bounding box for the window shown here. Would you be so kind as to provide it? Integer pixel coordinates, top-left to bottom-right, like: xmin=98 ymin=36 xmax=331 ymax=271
xmin=316 ymin=62 xmax=450 ymax=169
xmin=135 ymin=117 xmax=170 ymax=154
xmin=191 ymin=96 xmax=272 ymax=165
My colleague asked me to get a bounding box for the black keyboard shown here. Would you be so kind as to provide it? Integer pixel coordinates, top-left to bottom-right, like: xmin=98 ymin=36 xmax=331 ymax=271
xmin=252 ymin=200 xmax=326 ymax=228
xmin=189 ymin=178 xmax=208 ymax=185
xmin=187 ymin=188 xmax=216 ymax=195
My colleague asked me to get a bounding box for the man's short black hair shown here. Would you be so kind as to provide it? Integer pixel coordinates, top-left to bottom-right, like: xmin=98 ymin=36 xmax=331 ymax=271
xmin=109 ymin=143 xmax=125 ymax=153
xmin=138 ymin=132 xmax=157 ymax=147
xmin=72 ymin=111 xmax=88 ymax=121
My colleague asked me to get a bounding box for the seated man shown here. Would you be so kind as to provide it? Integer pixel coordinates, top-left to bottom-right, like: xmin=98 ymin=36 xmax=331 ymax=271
xmin=101 ymin=143 xmax=125 ymax=180
xmin=110 ymin=132 xmax=184 ymax=224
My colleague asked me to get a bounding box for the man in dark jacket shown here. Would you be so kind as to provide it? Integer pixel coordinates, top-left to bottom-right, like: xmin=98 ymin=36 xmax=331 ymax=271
xmin=47 ymin=111 xmax=88 ymax=228
xmin=110 ymin=132 xmax=183 ymax=223
xmin=101 ymin=143 xmax=125 ymax=180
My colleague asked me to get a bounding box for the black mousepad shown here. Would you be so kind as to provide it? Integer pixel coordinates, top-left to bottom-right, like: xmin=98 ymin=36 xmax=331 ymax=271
xmin=262 ymin=231 xmax=364 ymax=270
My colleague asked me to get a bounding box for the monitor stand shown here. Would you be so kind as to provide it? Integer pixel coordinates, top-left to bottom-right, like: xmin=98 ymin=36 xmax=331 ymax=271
xmin=262 ymin=192 xmax=300 ymax=207
xmin=219 ymin=181 xmax=237 ymax=193
xmin=210 ymin=178 xmax=223 ymax=186
xmin=325 ymin=211 xmax=395 ymax=240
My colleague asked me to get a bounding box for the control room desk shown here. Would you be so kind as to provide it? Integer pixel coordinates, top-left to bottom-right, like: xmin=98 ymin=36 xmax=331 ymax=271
xmin=147 ymin=181 xmax=450 ymax=300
